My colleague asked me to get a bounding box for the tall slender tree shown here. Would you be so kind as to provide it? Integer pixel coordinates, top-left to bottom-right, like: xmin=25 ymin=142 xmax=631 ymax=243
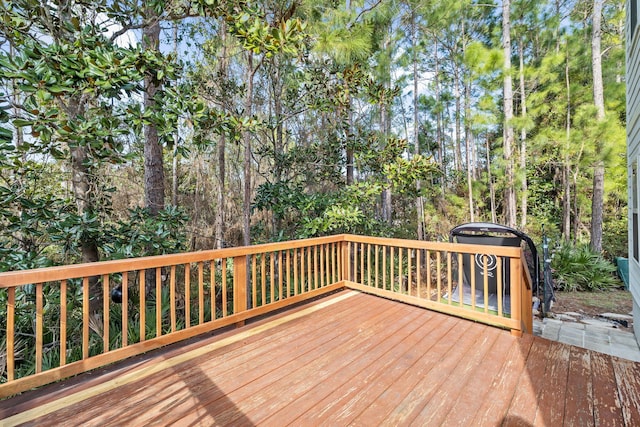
xmin=502 ymin=0 xmax=517 ymax=227
xmin=590 ymin=0 xmax=605 ymax=252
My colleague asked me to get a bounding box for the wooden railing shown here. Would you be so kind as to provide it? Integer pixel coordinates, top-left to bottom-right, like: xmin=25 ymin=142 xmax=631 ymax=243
xmin=0 ymin=234 xmax=532 ymax=398
xmin=341 ymin=235 xmax=532 ymax=335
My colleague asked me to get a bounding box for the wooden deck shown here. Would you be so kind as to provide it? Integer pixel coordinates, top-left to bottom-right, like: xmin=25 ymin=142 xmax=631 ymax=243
xmin=1 ymin=290 xmax=639 ymax=426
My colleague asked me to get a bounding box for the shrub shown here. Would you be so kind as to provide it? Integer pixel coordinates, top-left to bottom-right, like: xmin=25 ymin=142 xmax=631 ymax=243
xmin=551 ymin=243 xmax=622 ymax=292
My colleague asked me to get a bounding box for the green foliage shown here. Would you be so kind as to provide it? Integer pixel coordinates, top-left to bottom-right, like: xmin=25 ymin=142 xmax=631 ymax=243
xmin=384 ymin=155 xmax=439 ymax=197
xmin=551 ymin=243 xmax=622 ymax=292
xmin=103 ymin=207 xmax=190 ymax=259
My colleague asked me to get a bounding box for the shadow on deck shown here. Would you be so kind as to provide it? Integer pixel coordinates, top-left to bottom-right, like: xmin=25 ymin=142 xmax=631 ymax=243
xmin=1 ymin=290 xmax=639 ymax=426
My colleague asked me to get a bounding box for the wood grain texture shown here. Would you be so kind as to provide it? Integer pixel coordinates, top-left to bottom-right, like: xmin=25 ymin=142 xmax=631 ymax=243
xmin=1 ymin=291 xmax=637 ymax=427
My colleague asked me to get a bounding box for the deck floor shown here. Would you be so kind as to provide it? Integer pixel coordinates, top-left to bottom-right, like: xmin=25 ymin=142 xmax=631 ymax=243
xmin=2 ymin=290 xmax=640 ymax=426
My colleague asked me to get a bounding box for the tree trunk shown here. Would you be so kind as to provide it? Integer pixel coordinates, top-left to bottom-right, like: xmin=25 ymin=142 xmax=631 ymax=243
xmin=486 ymin=134 xmax=497 ymax=224
xmin=215 ymin=22 xmax=228 ymax=249
xmin=463 ymin=39 xmax=474 ymax=222
xmin=143 ymin=12 xmax=164 ymax=217
xmin=519 ymin=39 xmax=528 ymax=229
xmin=502 ymin=0 xmax=517 ymax=228
xmin=243 ymin=52 xmax=255 ymax=247
xmin=346 ymin=84 xmax=354 ymax=185
xmin=590 ymin=0 xmax=605 ymax=253
xmin=562 ymin=46 xmax=571 ymax=242
xmin=454 ymin=64 xmax=462 ymax=175
xmin=434 ymin=38 xmax=444 ymax=187
xmin=412 ymin=9 xmax=424 ymax=240
xmin=171 ymin=22 xmax=179 ymax=208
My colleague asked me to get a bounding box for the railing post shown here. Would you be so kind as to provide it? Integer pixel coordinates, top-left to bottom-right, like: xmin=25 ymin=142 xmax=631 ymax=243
xmin=341 ymin=240 xmax=351 ymax=282
xmin=233 ymin=255 xmax=247 ymax=327
xmin=509 ymin=256 xmax=523 ymax=336
xmin=521 ymin=253 xmax=533 ymax=334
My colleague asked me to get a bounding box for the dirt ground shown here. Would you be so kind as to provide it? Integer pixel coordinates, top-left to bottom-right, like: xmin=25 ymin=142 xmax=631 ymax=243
xmin=550 ymin=289 xmax=633 ymax=317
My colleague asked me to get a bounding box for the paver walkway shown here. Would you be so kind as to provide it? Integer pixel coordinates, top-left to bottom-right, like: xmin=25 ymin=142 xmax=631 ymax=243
xmin=534 ymin=317 xmax=640 ymax=361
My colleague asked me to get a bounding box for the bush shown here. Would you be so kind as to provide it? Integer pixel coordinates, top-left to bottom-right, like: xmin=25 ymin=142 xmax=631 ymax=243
xmin=551 ymin=243 xmax=622 ymax=292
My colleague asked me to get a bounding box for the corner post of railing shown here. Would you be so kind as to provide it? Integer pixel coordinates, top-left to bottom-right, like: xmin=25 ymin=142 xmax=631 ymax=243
xmin=341 ymin=238 xmax=351 ymax=282
xmin=509 ymin=255 xmax=523 ymax=337
xmin=521 ymin=249 xmax=533 ymax=334
xmin=233 ymin=255 xmax=248 ymax=327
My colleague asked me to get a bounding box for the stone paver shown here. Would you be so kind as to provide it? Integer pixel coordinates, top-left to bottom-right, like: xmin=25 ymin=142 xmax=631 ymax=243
xmin=533 ymin=317 xmax=640 ymax=362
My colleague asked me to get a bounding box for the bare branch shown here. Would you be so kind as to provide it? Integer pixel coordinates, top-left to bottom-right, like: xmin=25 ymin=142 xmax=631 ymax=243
xmin=348 ymin=0 xmax=383 ymax=30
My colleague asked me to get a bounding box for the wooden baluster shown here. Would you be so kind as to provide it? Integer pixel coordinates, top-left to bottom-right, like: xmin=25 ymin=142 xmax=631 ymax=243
xmin=261 ymin=253 xmax=267 ymax=305
xmin=278 ymin=251 xmax=283 ymax=301
xmin=338 ymin=241 xmax=350 ymax=281
xmin=458 ymin=253 xmax=463 ymax=305
xmin=375 ymin=245 xmax=379 ymax=288
xmin=103 ymin=274 xmax=110 ymax=351
xmin=7 ymin=287 xmax=15 ymax=381
xmin=270 ymin=252 xmax=275 ymax=303
xmin=382 ymin=246 xmax=387 ymax=290
xmin=326 ymin=244 xmax=330 ymax=285
xmin=36 ymin=282 xmax=43 ymax=373
xmin=416 ymin=249 xmax=421 ymax=299
xmin=497 ymin=257 xmax=503 ymax=317
xmin=139 ymin=270 xmax=146 ymax=341
xmin=307 ymin=246 xmax=312 ymax=292
xmin=399 ymin=247 xmax=404 ymax=293
xmin=320 ymin=244 xmax=325 ymax=288
xmin=329 ymin=243 xmax=334 ymax=283
xmin=210 ymin=261 xmax=216 ymax=321
xmin=252 ymin=255 xmax=257 ymax=308
xmin=156 ymin=268 xmax=162 ymax=336
xmin=294 ymin=248 xmax=299 ymax=295
xmin=335 ymin=242 xmax=347 ymax=282
xmin=83 ymin=276 xmax=90 ymax=355
xmin=185 ymin=264 xmax=190 ymax=328
xmin=470 ymin=253 xmax=476 ymax=311
xmin=198 ymin=262 xmax=204 ymax=324
xmin=313 ymin=246 xmax=318 ymax=290
xmin=222 ymin=259 xmax=228 ymax=317
xmin=446 ymin=252 xmax=452 ymax=304
xmin=286 ymin=250 xmax=291 ymax=298
xmin=360 ymin=243 xmax=365 ymax=285
xmin=408 ymin=249 xmax=413 ymax=296
xmin=169 ymin=267 xmax=176 ymax=331
xmin=364 ymin=244 xmax=369 ymax=287
xmin=122 ymin=272 xmax=128 ymax=345
xmin=426 ymin=250 xmax=432 ymax=300
xmin=436 ymin=251 xmax=441 ymax=302
xmin=390 ymin=247 xmax=395 ymax=291
xmin=301 ymin=247 xmax=306 ymax=293
xmin=483 ymin=255 xmax=489 ymax=314
xmin=60 ymin=280 xmax=67 ymax=365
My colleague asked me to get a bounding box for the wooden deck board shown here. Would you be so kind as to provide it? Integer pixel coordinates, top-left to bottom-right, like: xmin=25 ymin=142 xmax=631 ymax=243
xmin=564 ymin=346 xmax=595 ymax=427
xmin=438 ymin=329 xmax=521 ymax=426
xmin=591 ymin=350 xmax=625 ymax=426
xmin=2 ymin=290 xmax=639 ymax=427
xmin=173 ymin=301 xmax=414 ymax=425
xmin=408 ymin=326 xmax=500 ymax=426
xmin=503 ymin=336 xmax=552 ymax=423
xmin=78 ymin=292 xmax=378 ymax=423
xmin=534 ymin=341 xmax=572 ymax=425
xmin=261 ymin=311 xmax=453 ymax=427
xmin=223 ymin=304 xmax=425 ymax=425
xmin=474 ymin=333 xmax=535 ymax=426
